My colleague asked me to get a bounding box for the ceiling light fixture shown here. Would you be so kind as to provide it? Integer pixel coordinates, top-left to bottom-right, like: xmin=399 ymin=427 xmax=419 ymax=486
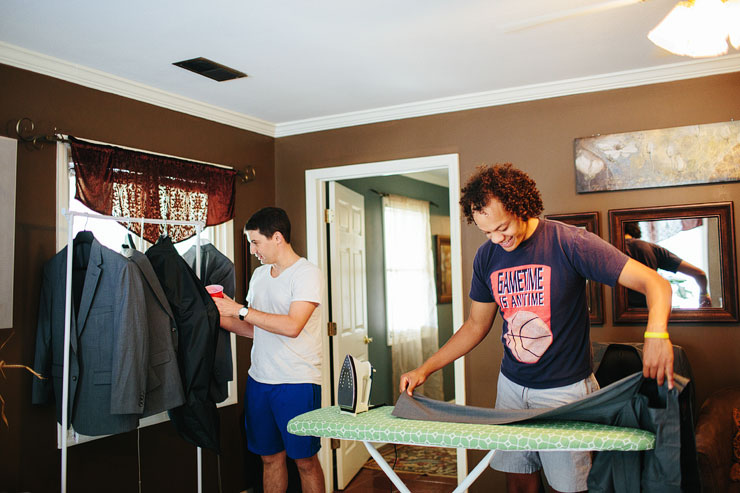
xmin=648 ymin=0 xmax=740 ymax=57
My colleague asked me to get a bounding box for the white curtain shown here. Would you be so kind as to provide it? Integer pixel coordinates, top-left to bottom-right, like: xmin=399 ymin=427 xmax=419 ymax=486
xmin=382 ymin=194 xmax=443 ymax=401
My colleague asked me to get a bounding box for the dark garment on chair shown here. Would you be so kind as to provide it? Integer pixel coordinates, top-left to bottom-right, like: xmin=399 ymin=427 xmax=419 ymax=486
xmin=594 ymin=343 xmax=644 ymax=388
xmin=32 ymin=234 xmax=148 ymax=436
xmin=393 ymin=372 xmax=697 ymax=493
xmin=147 ymin=236 xmax=221 ymax=452
xmin=592 ymin=341 xmax=700 ymax=492
xmin=183 ymin=243 xmax=235 ymax=403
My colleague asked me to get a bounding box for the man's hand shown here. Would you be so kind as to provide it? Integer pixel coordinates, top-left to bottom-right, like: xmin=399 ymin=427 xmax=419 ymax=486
xmin=642 ymin=336 xmax=674 ymax=389
xmin=213 ymin=294 xmax=242 ymax=319
xmin=399 ymin=367 xmax=428 ymax=396
xmin=397 ymin=301 xmax=498 ymax=398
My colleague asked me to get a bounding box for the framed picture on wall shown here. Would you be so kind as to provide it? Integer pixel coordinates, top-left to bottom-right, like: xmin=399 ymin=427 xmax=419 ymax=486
xmin=545 ymin=212 xmax=604 ymax=324
xmin=0 ymin=136 xmax=17 ymax=329
xmin=435 ymin=235 xmax=452 ymax=304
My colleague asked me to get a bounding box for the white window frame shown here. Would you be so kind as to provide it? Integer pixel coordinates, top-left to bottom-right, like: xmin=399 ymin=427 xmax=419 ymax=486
xmin=55 ymin=142 xmax=238 ymax=447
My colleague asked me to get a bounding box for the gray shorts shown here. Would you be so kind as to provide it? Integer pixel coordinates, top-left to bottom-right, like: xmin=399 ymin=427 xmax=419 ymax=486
xmin=490 ymin=372 xmax=600 ymax=492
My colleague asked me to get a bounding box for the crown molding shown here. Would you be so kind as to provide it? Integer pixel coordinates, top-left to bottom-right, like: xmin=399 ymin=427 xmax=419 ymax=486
xmin=2 ymin=41 xmax=739 ymax=139
xmin=274 ymin=54 xmax=740 ymax=137
xmin=0 ymin=41 xmax=276 ymax=137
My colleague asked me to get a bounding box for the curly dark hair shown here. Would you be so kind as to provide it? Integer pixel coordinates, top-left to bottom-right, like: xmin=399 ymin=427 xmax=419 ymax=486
xmin=460 ymin=163 xmax=543 ymax=223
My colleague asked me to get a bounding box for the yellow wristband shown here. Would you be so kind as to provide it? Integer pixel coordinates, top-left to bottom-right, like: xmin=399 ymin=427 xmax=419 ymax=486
xmin=644 ymin=331 xmax=670 ymax=339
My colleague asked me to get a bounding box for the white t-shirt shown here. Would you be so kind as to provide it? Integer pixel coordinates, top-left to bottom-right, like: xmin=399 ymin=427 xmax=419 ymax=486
xmin=246 ymin=257 xmax=323 ymax=385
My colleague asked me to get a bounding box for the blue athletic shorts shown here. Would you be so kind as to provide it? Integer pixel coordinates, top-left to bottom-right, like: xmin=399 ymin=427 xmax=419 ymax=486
xmin=244 ymin=376 xmax=321 ymax=459
xmin=490 ymin=372 xmax=600 ymax=492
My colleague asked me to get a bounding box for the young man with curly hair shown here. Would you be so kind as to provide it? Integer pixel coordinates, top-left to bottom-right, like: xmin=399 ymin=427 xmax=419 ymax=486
xmin=400 ymin=163 xmax=674 ymax=493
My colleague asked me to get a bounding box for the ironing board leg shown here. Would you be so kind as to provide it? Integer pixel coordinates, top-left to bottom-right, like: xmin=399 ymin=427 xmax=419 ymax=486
xmin=362 ymin=441 xmax=412 ymax=493
xmin=452 ymin=449 xmax=496 ymax=493
xmin=362 ymin=442 xmax=496 ymax=493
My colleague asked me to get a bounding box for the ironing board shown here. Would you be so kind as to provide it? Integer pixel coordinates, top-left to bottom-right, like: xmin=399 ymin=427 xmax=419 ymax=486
xmin=287 ymin=405 xmax=655 ymax=493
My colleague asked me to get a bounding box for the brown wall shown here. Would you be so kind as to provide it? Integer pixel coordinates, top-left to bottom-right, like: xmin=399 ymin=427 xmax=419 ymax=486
xmin=2 ymin=59 xmax=739 ymax=492
xmin=0 ymin=63 xmax=274 ymax=492
xmin=275 ymin=72 xmax=740 ymax=490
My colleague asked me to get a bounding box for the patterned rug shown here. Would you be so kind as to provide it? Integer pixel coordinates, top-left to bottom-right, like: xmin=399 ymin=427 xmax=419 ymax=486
xmin=362 ymin=444 xmax=457 ymax=478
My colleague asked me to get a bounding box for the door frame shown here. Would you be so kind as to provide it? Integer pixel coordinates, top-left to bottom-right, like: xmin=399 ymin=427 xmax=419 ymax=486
xmin=305 ymin=154 xmax=466 ymax=491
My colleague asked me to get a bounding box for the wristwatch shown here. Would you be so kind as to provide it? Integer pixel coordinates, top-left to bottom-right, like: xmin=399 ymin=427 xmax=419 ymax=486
xmin=238 ymin=306 xmax=249 ymax=321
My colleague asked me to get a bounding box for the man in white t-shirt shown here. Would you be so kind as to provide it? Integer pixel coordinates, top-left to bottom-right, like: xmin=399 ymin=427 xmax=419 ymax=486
xmin=215 ymin=207 xmax=324 ymax=493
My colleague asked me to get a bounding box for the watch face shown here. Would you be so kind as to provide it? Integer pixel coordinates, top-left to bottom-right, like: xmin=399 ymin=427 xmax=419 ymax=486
xmin=239 ymin=307 xmax=248 ymax=319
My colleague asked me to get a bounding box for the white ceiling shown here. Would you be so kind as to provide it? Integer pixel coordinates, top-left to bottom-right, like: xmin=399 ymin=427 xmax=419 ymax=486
xmin=1 ymin=0 xmax=739 ymax=137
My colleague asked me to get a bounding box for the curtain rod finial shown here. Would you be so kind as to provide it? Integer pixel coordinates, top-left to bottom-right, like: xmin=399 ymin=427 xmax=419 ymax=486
xmin=237 ymin=166 xmax=256 ymax=184
xmin=14 ymin=117 xmax=68 ymax=149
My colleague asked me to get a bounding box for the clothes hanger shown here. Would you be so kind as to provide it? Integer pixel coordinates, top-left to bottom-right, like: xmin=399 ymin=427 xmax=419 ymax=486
xmin=73 ymin=230 xmax=95 ymax=245
xmin=122 ymin=232 xmax=137 ymax=250
xmin=121 ymin=232 xmax=137 ymax=255
xmin=157 ymin=219 xmax=170 ymax=244
xmin=73 ymin=215 xmax=94 ymax=245
xmin=195 ymin=233 xmax=211 ymax=246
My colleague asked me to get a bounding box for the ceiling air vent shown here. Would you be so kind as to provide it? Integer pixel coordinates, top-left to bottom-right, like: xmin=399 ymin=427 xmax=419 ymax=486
xmin=173 ymin=57 xmax=247 ymax=82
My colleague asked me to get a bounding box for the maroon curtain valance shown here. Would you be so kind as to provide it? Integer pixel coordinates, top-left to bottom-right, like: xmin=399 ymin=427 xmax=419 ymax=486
xmin=70 ymin=137 xmax=236 ymax=243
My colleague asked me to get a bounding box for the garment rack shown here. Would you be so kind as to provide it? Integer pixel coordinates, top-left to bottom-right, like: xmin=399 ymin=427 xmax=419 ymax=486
xmin=60 ymin=210 xmax=206 ymax=493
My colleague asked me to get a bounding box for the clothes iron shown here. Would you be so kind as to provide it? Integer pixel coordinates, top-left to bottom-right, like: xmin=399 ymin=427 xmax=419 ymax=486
xmin=338 ymin=354 xmax=373 ymax=416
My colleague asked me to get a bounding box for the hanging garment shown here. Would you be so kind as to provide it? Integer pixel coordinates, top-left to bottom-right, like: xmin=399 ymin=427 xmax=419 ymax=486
xmin=123 ymin=247 xmax=185 ymax=416
xmin=32 ymin=234 xmax=149 ymax=436
xmin=182 ymin=243 xmax=235 ymax=403
xmin=393 ymin=372 xmax=697 ymax=493
xmin=146 ymin=236 xmax=220 ymax=452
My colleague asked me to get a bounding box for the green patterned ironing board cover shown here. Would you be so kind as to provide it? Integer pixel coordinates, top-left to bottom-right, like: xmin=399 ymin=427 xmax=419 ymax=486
xmin=288 ymin=405 xmax=655 ymax=451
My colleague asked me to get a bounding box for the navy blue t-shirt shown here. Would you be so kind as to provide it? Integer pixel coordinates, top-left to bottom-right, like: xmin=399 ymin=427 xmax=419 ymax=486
xmin=470 ymin=219 xmax=629 ymax=389
xmin=625 ymin=238 xmax=682 ymax=307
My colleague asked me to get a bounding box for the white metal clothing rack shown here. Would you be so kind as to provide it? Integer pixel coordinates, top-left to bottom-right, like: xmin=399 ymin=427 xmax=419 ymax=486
xmin=60 ymin=210 xmax=205 ymax=493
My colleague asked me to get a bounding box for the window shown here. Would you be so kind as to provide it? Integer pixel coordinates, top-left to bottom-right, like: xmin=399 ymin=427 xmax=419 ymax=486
xmin=382 ymin=194 xmax=443 ymax=400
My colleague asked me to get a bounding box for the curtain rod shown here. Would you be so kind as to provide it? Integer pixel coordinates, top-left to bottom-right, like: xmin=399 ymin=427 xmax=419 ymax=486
xmin=14 ymin=117 xmax=256 ymax=184
xmin=370 ymin=188 xmax=439 ymax=208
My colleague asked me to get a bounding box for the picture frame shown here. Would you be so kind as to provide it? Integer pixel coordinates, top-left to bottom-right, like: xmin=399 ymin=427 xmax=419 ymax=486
xmin=545 ymin=212 xmax=604 ymax=325
xmin=0 ymin=136 xmax=17 ymax=329
xmin=435 ymin=235 xmax=452 ymax=304
xmin=608 ymin=202 xmax=738 ymax=323
xmin=574 ymin=120 xmax=740 ymax=193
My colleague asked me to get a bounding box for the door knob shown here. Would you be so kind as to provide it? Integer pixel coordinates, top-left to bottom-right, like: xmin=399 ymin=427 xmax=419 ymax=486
xmin=363 ymin=336 xmax=373 ymax=344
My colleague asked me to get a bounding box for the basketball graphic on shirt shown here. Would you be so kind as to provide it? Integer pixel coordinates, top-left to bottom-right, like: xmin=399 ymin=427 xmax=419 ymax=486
xmin=503 ymin=310 xmax=553 ymax=364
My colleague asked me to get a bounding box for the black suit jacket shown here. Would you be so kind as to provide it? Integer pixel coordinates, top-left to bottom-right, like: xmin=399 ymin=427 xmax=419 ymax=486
xmin=183 ymin=243 xmax=235 ymax=403
xmin=146 ymin=236 xmax=221 ymax=452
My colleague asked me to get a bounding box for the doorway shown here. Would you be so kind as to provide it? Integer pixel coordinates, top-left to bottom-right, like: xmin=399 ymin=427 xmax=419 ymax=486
xmin=304 ymin=154 xmax=466 ymax=491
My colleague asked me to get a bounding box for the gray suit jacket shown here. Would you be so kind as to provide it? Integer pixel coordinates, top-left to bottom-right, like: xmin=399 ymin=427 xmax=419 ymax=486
xmin=33 ymin=237 xmax=149 ymax=436
xmin=124 ymin=248 xmax=185 ymax=417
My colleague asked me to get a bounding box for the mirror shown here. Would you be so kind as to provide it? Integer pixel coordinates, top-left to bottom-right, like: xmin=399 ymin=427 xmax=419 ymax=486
xmin=609 ymin=202 xmax=738 ymax=323
xmin=545 ymin=212 xmax=604 ymax=324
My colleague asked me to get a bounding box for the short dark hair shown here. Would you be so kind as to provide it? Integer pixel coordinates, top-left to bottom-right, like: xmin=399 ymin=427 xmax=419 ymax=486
xmin=460 ymin=163 xmax=543 ymax=223
xmin=244 ymin=207 xmax=291 ymax=243
xmin=624 ymin=222 xmax=642 ymax=238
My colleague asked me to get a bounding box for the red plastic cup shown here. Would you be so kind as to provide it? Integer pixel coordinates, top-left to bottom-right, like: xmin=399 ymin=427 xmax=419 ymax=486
xmin=206 ymin=284 xmax=224 ymax=298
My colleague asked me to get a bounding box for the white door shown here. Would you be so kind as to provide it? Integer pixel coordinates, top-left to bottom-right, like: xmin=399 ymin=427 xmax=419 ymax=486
xmin=328 ymin=181 xmax=371 ymax=489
